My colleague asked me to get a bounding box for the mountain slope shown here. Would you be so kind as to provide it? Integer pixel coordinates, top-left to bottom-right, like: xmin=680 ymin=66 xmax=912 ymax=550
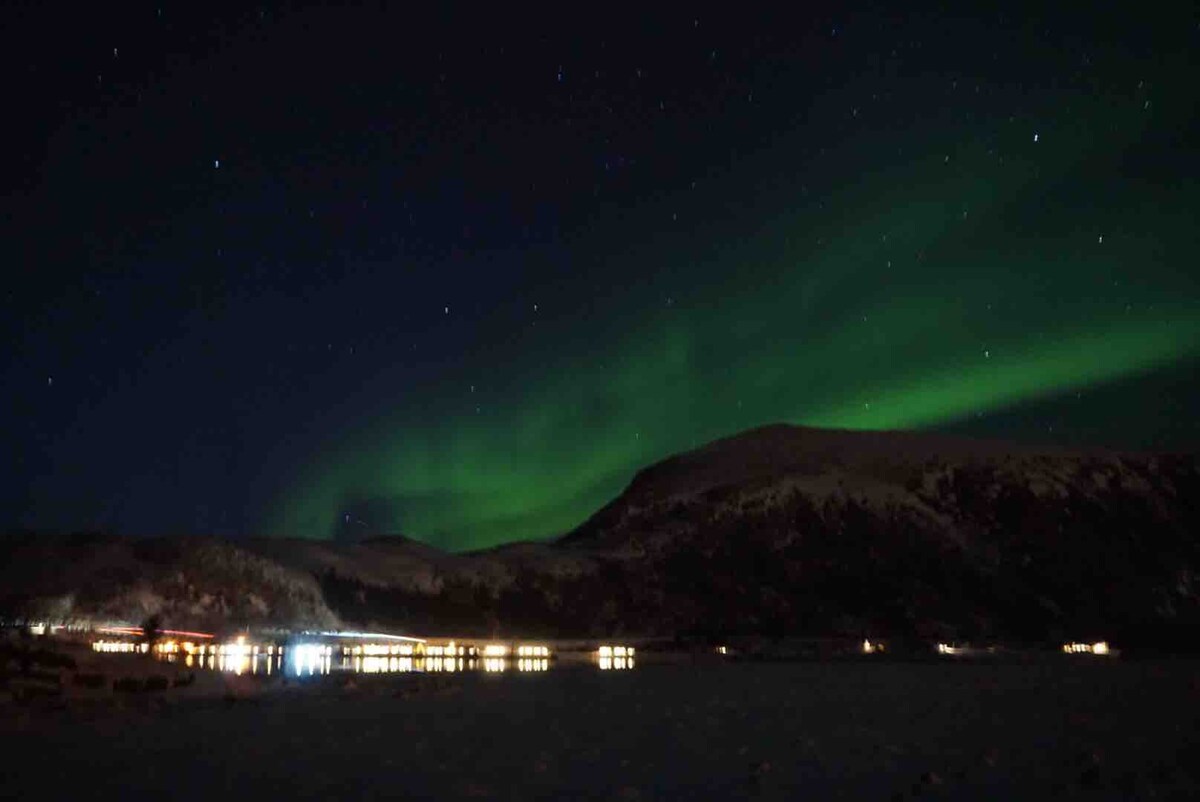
xmin=4 ymin=425 xmax=1197 ymax=646
xmin=553 ymin=425 xmax=1200 ymax=643
xmin=0 ymin=533 xmax=338 ymax=629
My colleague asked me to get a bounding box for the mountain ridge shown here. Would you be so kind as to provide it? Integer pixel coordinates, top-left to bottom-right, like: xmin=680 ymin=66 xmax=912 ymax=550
xmin=4 ymin=425 xmax=1197 ymax=647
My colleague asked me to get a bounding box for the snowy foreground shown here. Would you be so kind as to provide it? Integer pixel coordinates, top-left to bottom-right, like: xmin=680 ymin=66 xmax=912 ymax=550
xmin=3 ymin=660 xmax=1199 ymax=800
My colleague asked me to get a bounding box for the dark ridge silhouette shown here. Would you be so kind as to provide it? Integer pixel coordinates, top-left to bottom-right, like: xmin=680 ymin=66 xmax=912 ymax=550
xmin=3 ymin=425 xmax=1197 ymax=649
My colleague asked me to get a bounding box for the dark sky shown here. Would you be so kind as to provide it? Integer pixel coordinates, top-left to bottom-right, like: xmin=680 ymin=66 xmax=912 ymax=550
xmin=4 ymin=4 xmax=1198 ymax=549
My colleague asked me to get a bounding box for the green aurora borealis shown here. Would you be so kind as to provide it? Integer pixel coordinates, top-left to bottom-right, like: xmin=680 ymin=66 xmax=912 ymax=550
xmin=265 ymin=78 xmax=1199 ymax=550
xmin=11 ymin=7 xmax=1199 ymax=544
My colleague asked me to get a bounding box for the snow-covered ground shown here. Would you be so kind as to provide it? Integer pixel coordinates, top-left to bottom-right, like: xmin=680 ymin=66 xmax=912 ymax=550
xmin=3 ymin=659 xmax=1198 ymax=800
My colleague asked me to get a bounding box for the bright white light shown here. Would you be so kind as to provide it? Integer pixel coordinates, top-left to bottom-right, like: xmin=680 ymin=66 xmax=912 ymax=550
xmin=598 ymin=644 xmax=633 ymax=658
xmin=483 ymin=644 xmax=508 ymax=657
xmin=291 ymin=643 xmax=325 ymax=675
xmin=1092 ymin=641 xmax=1110 ymax=655
xmin=222 ymin=639 xmax=251 ymax=658
xmin=362 ymin=657 xmax=389 ymax=673
xmin=304 ymin=630 xmax=425 ymax=643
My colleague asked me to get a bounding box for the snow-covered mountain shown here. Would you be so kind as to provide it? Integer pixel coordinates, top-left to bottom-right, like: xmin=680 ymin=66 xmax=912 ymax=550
xmin=551 ymin=425 xmax=1200 ymax=644
xmin=0 ymin=533 xmax=338 ymax=629
xmin=4 ymin=425 xmax=1197 ymax=647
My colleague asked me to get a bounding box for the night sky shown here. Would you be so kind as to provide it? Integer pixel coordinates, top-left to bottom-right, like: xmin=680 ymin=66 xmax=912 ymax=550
xmin=4 ymin=4 xmax=1198 ymax=549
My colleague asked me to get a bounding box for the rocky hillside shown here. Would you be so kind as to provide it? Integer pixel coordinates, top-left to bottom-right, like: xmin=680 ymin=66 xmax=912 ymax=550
xmin=548 ymin=425 xmax=1200 ymax=645
xmin=0 ymin=532 xmax=338 ymax=630
xmin=4 ymin=425 xmax=1198 ymax=648
xmin=247 ymin=425 xmax=1200 ymax=647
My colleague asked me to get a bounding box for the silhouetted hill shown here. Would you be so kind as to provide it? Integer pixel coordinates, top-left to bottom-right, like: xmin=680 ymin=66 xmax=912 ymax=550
xmin=4 ymin=425 xmax=1197 ymax=647
xmin=0 ymin=532 xmax=339 ymax=630
xmin=547 ymin=425 xmax=1199 ymax=645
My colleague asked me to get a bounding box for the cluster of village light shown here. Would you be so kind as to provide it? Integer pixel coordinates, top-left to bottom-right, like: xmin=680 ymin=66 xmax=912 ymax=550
xmin=342 ymin=645 xmax=551 ymax=675
xmin=356 ymin=643 xmax=418 ymax=656
xmin=90 ymin=636 xmax=288 ymax=675
xmin=286 ymin=641 xmax=551 ymax=675
xmin=92 ymin=628 xmax=1120 ymax=676
xmin=933 ymin=641 xmax=1113 ymax=656
xmin=597 ymin=644 xmax=635 ymax=670
xmin=92 ymin=640 xmax=148 ymax=654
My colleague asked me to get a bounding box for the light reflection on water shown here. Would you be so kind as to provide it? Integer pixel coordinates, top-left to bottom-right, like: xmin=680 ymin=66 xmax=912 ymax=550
xmin=181 ymin=654 xmax=289 ymax=675
xmin=174 ymin=650 xmax=566 ymax=676
xmin=597 ymin=645 xmax=635 ymax=670
xmin=598 ymin=656 xmax=634 ymax=670
xmin=95 ymin=640 xmax=638 ymax=676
